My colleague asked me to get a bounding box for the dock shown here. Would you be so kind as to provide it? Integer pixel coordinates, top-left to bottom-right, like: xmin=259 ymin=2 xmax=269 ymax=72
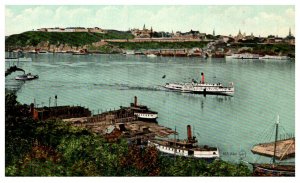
xmin=62 ymin=96 xmax=176 ymax=144
xmin=251 ymin=138 xmax=295 ymax=160
xmin=31 ymin=95 xmax=176 ymax=144
xmin=64 ymin=117 xmax=176 ymax=141
xmin=64 ymin=117 xmax=176 ymax=144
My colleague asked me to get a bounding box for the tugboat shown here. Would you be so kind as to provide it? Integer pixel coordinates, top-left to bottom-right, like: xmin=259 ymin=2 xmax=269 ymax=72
xmin=148 ymin=125 xmax=220 ymax=160
xmin=130 ymin=96 xmax=158 ymax=121
xmin=15 ymin=73 xmax=39 ymax=81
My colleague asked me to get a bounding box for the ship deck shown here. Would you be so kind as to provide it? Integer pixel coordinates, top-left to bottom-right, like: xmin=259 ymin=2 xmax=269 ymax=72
xmin=151 ymin=139 xmax=218 ymax=151
xmin=251 ymin=138 xmax=295 ymax=160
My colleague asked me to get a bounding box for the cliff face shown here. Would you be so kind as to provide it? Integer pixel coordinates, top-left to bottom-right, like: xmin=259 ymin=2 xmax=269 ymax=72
xmin=15 ymin=41 xmax=122 ymax=53
xmin=22 ymin=41 xmax=89 ymax=52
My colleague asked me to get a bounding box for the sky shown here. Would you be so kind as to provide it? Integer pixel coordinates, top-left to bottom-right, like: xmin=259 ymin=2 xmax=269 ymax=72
xmin=5 ymin=5 xmax=295 ymax=37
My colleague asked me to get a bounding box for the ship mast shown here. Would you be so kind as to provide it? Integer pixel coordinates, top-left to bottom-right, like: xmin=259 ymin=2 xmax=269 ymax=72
xmin=273 ymin=115 xmax=280 ymax=164
xmin=174 ymin=126 xmax=176 ymax=161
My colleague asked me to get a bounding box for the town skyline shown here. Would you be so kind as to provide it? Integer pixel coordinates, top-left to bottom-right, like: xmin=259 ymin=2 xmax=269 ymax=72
xmin=5 ymin=5 xmax=295 ymax=37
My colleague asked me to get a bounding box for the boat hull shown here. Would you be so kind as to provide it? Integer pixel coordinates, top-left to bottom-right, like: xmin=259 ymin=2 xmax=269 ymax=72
xmin=188 ymin=90 xmax=234 ymax=96
xmin=134 ymin=112 xmax=158 ymax=121
xmin=258 ymin=55 xmax=290 ymax=60
xmin=226 ymin=53 xmax=259 ymax=59
xmin=164 ymin=83 xmax=184 ymax=91
xmin=181 ymin=86 xmax=234 ymax=96
xmin=164 ymin=83 xmax=224 ymax=92
xmin=15 ymin=74 xmax=39 ymax=81
xmin=252 ymin=164 xmax=295 ymax=176
xmin=148 ymin=140 xmax=220 ymax=160
xmin=147 ymin=54 xmax=157 ymax=57
xmin=164 ymin=72 xmax=234 ymax=96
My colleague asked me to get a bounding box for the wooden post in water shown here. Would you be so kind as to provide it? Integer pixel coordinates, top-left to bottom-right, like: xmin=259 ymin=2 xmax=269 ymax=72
xmin=49 ymin=97 xmax=51 ymax=108
xmin=55 ymin=95 xmax=57 ymax=107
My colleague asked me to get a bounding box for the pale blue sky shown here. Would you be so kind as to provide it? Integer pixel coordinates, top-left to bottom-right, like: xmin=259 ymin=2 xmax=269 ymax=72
xmin=5 ymin=5 xmax=295 ymax=37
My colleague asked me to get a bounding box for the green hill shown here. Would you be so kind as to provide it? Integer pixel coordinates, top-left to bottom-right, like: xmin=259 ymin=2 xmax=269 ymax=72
xmin=5 ymin=30 xmax=134 ymax=49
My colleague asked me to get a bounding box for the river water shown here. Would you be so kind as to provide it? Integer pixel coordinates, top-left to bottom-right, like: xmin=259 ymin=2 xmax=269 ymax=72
xmin=5 ymin=53 xmax=295 ymax=163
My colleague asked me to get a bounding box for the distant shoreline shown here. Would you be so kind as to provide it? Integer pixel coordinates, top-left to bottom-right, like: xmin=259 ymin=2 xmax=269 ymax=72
xmin=5 ymin=31 xmax=295 ymax=58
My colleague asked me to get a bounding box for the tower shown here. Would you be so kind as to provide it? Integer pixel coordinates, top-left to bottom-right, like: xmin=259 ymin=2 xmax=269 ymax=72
xmin=213 ymin=29 xmax=215 ymax=36
xmin=143 ymin=24 xmax=146 ymax=30
xmin=289 ymin=27 xmax=292 ymax=37
xmin=150 ymin=26 xmax=153 ymax=38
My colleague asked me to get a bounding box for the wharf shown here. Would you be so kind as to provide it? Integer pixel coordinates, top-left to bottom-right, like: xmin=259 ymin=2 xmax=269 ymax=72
xmin=251 ymin=138 xmax=295 ymax=160
xmin=63 ymin=96 xmax=176 ymax=143
xmin=64 ymin=117 xmax=176 ymax=143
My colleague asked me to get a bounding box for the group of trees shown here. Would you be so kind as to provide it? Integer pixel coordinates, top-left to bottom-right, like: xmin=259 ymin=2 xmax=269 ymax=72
xmin=5 ymin=93 xmax=251 ymax=176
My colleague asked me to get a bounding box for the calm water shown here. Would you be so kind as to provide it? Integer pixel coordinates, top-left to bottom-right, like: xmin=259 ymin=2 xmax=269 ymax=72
xmin=5 ymin=53 xmax=295 ymax=163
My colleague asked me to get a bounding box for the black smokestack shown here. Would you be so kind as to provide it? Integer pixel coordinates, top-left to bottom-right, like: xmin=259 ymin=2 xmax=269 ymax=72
xmin=187 ymin=125 xmax=192 ymax=140
xmin=134 ymin=96 xmax=137 ymax=107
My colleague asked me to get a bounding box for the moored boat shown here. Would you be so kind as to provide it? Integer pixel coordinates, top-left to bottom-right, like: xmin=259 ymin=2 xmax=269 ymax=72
xmin=226 ymin=53 xmax=259 ymax=59
xmin=146 ymin=54 xmax=157 ymax=57
xmin=124 ymin=50 xmax=135 ymax=55
xmin=246 ymin=115 xmax=295 ymax=176
xmin=250 ymin=163 xmax=295 ymax=176
xmin=148 ymin=125 xmax=220 ymax=160
xmin=164 ymin=83 xmax=185 ymax=91
xmin=15 ymin=73 xmax=39 ymax=81
xmin=258 ymin=55 xmax=290 ymax=60
xmin=130 ymin=96 xmax=158 ymax=121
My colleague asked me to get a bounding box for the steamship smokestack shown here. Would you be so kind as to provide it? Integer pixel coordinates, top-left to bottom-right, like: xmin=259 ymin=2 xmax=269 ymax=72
xmin=187 ymin=125 xmax=192 ymax=140
xmin=134 ymin=96 xmax=137 ymax=107
xmin=201 ymin=72 xmax=205 ymax=84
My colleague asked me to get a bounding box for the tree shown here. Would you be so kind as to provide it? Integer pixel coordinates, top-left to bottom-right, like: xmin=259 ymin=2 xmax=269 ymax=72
xmin=5 ymin=93 xmax=37 ymax=166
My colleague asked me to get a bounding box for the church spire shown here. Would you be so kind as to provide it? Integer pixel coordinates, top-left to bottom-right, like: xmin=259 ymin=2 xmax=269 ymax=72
xmin=289 ymin=27 xmax=292 ymax=36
